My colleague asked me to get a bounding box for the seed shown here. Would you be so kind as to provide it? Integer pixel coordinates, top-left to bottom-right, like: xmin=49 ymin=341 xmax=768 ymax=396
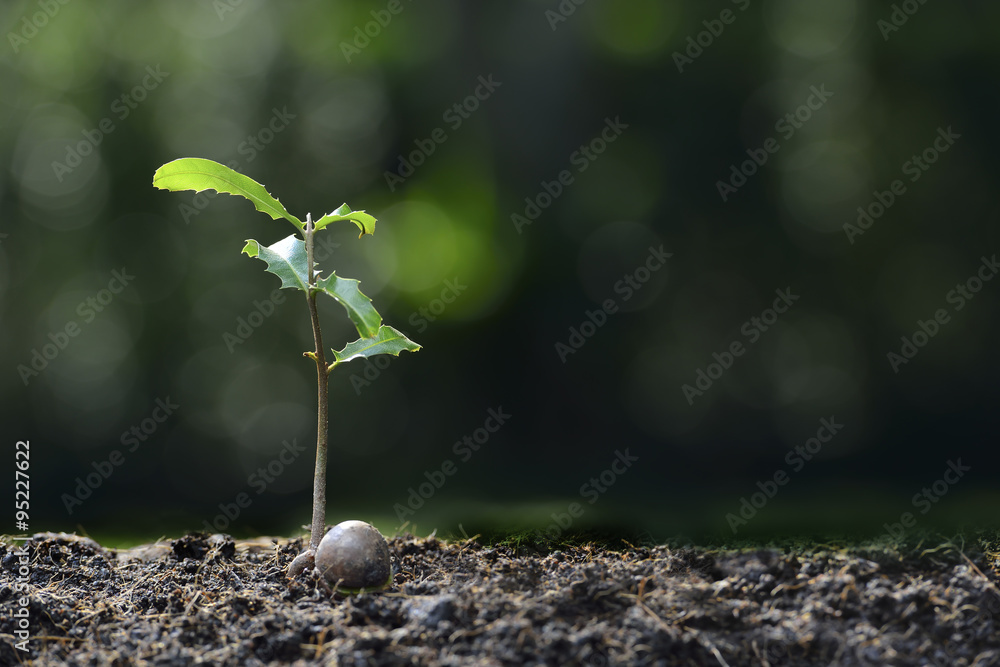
xmin=314 ymin=520 xmax=391 ymax=590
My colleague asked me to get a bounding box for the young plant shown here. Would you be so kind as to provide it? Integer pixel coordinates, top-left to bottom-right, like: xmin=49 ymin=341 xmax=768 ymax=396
xmin=152 ymin=158 xmax=420 ymax=563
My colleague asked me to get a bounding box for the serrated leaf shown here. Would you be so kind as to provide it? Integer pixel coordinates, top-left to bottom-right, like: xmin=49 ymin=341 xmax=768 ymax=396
xmin=330 ymin=325 xmax=421 ymax=368
xmin=242 ymin=235 xmax=310 ymax=291
xmin=154 ymin=157 xmax=303 ymax=230
xmin=316 ymin=272 xmax=381 ymax=338
xmin=313 ymin=203 xmax=376 ymax=237
xmin=242 ymin=234 xmax=382 ymax=338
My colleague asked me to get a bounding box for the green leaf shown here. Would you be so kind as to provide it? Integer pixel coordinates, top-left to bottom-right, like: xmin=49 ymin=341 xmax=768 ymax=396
xmin=242 ymin=234 xmax=382 ymax=338
xmin=242 ymin=235 xmax=310 ymax=291
xmin=315 ymin=272 xmax=381 ymax=338
xmin=330 ymin=325 xmax=421 ymax=368
xmin=154 ymin=157 xmax=303 ymax=230
xmin=313 ymin=203 xmax=376 ymax=237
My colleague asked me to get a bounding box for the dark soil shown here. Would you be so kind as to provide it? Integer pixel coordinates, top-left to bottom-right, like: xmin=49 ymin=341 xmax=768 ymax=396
xmin=1 ymin=530 xmax=999 ymax=666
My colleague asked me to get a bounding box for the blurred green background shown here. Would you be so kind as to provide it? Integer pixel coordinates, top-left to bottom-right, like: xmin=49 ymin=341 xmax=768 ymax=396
xmin=2 ymin=0 xmax=998 ymax=544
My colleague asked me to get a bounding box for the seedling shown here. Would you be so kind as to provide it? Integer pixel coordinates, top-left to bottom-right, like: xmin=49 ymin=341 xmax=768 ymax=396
xmin=152 ymin=158 xmax=419 ymax=570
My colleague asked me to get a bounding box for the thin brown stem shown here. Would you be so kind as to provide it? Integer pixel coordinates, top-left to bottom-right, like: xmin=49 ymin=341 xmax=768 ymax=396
xmin=304 ymin=213 xmax=329 ymax=552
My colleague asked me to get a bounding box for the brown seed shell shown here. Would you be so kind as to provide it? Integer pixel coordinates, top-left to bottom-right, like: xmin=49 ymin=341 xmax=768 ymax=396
xmin=314 ymin=520 xmax=391 ymax=590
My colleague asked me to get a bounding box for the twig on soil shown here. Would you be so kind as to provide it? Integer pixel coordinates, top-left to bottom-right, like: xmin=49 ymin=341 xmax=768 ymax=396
xmin=634 ymin=595 xmax=732 ymax=667
xmin=957 ymin=548 xmax=1000 ymax=595
xmin=185 ymin=590 xmax=203 ymax=615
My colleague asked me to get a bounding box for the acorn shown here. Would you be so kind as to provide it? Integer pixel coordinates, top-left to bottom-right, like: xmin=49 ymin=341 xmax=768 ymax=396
xmin=314 ymin=520 xmax=391 ymax=591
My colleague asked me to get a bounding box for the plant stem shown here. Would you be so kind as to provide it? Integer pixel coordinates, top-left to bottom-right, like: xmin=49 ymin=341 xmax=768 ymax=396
xmin=304 ymin=213 xmax=329 ymax=552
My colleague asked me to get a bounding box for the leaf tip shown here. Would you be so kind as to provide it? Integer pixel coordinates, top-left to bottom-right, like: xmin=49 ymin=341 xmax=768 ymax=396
xmin=241 ymin=239 xmax=260 ymax=257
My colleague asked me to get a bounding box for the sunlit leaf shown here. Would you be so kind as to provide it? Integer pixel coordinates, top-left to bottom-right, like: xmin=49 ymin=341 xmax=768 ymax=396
xmin=330 ymin=325 xmax=421 ymax=368
xmin=315 ymin=272 xmax=381 ymax=339
xmin=154 ymin=157 xmax=303 ymax=230
xmin=313 ymin=203 xmax=377 ymax=237
xmin=241 ymin=235 xmax=310 ymax=291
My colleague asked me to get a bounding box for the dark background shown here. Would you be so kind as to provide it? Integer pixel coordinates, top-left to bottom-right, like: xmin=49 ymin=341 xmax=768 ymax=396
xmin=2 ymin=0 xmax=997 ymax=544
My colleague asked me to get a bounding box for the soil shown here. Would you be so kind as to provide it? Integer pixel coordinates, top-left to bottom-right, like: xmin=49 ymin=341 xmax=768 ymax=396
xmin=1 ymin=530 xmax=999 ymax=666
